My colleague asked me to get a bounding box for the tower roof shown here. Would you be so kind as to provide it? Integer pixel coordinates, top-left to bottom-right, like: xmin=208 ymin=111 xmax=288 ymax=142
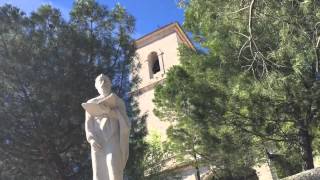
xmin=135 ymin=22 xmax=195 ymax=50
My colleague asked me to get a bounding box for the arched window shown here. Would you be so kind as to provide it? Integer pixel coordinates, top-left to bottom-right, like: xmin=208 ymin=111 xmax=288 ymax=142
xmin=148 ymin=52 xmax=161 ymax=78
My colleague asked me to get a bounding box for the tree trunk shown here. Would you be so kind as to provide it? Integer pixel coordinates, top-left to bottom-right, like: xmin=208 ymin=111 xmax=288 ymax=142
xmin=192 ymin=153 xmax=201 ymax=180
xmin=195 ymin=165 xmax=201 ymax=180
xmin=298 ymin=125 xmax=314 ymax=170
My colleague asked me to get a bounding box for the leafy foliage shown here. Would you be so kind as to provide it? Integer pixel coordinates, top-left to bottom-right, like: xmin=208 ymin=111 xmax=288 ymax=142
xmin=142 ymin=132 xmax=180 ymax=180
xmin=155 ymin=0 xmax=320 ymax=178
xmin=154 ymin=48 xmax=259 ymax=179
xmin=0 ymin=1 xmax=146 ymax=179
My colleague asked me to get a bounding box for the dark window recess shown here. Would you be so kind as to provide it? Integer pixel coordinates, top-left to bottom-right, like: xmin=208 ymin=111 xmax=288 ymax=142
xmin=152 ymin=59 xmax=160 ymax=74
xmin=148 ymin=51 xmax=161 ymax=78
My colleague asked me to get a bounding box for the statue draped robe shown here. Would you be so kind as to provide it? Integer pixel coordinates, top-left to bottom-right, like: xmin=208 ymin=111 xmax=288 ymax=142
xmin=85 ymin=93 xmax=130 ymax=180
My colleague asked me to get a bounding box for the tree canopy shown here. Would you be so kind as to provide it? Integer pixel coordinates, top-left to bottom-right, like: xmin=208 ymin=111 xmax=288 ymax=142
xmin=0 ymin=1 xmax=146 ymax=179
xmin=154 ymin=0 xmax=320 ymax=178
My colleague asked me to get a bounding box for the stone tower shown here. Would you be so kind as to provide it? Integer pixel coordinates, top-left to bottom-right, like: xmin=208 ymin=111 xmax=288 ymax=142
xmin=132 ymin=22 xmax=275 ymax=180
xmin=133 ymin=22 xmax=195 ymax=138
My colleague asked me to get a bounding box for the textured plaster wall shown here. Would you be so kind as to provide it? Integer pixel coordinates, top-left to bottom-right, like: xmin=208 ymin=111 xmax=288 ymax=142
xmin=254 ymin=163 xmax=274 ymax=180
xmin=135 ymin=32 xmax=180 ymax=137
xmin=135 ymin=89 xmax=171 ymax=137
xmin=135 ymin=33 xmax=180 ymax=90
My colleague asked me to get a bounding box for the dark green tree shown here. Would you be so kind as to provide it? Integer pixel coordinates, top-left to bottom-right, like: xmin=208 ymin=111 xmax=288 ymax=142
xmin=0 ymin=1 xmax=146 ymax=179
xmin=154 ymin=53 xmax=259 ymax=179
xmin=126 ymin=102 xmax=148 ymax=180
xmin=177 ymin=0 xmax=320 ymax=172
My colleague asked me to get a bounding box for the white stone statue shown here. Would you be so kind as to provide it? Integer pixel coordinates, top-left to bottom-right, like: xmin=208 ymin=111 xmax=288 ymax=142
xmin=82 ymin=74 xmax=130 ymax=180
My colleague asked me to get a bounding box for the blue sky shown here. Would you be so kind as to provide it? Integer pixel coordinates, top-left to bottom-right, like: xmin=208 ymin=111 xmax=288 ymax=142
xmin=0 ymin=0 xmax=185 ymax=39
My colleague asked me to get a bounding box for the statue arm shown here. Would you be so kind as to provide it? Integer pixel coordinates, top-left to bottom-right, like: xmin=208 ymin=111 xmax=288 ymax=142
xmin=85 ymin=112 xmax=96 ymax=143
xmin=115 ymin=97 xmax=130 ymax=168
xmin=116 ymin=98 xmax=130 ymax=131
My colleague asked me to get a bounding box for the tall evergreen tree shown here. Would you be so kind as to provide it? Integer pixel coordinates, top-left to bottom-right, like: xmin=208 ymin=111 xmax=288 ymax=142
xmin=171 ymin=0 xmax=320 ymax=173
xmin=0 ymin=1 xmax=146 ymax=179
xmin=154 ymin=50 xmax=259 ymax=179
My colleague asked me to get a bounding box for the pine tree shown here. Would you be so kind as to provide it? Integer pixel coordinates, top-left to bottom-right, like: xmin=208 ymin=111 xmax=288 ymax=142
xmin=154 ymin=49 xmax=259 ymax=179
xmin=171 ymin=0 xmax=320 ymax=173
xmin=0 ymin=1 xmax=146 ymax=179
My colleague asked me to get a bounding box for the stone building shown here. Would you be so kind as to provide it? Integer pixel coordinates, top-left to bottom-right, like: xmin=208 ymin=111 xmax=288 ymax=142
xmin=133 ymin=22 xmax=194 ymax=138
xmin=132 ymin=22 xmax=273 ymax=180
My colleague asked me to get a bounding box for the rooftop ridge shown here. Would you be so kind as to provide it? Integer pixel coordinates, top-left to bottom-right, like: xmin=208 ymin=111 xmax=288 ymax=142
xmin=135 ymin=22 xmax=195 ymax=50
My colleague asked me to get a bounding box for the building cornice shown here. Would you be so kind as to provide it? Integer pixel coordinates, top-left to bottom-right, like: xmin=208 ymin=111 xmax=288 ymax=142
xmin=135 ymin=22 xmax=195 ymax=51
xmin=130 ymin=79 xmax=165 ymax=96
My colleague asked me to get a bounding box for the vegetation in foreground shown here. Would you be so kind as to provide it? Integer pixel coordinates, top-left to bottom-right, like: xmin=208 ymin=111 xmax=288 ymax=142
xmin=153 ymin=0 xmax=320 ymax=179
xmin=0 ymin=0 xmax=147 ymax=179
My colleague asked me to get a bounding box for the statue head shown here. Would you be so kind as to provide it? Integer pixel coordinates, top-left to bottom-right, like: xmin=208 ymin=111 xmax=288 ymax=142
xmin=95 ymin=74 xmax=112 ymax=96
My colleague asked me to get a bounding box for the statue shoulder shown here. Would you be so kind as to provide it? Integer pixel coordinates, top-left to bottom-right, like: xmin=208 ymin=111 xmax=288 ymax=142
xmin=113 ymin=94 xmax=125 ymax=105
xmin=110 ymin=93 xmax=126 ymax=111
xmin=86 ymin=96 xmax=100 ymax=103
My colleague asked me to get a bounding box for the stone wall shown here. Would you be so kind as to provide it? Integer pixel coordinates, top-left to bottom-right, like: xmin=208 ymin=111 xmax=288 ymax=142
xmin=282 ymin=168 xmax=320 ymax=180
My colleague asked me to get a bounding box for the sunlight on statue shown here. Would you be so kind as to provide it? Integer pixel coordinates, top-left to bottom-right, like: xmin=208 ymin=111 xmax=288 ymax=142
xmin=82 ymin=74 xmax=130 ymax=180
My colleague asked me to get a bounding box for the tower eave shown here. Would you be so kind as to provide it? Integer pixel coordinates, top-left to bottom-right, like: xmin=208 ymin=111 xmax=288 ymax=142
xmin=135 ymin=22 xmax=195 ymax=51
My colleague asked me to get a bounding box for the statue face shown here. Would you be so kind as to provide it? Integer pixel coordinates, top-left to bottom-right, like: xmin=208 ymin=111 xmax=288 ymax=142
xmin=95 ymin=74 xmax=111 ymax=96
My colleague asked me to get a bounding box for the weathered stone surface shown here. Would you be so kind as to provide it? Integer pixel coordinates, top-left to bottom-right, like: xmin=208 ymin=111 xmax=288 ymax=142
xmin=282 ymin=168 xmax=320 ymax=180
xmin=82 ymin=74 xmax=130 ymax=180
